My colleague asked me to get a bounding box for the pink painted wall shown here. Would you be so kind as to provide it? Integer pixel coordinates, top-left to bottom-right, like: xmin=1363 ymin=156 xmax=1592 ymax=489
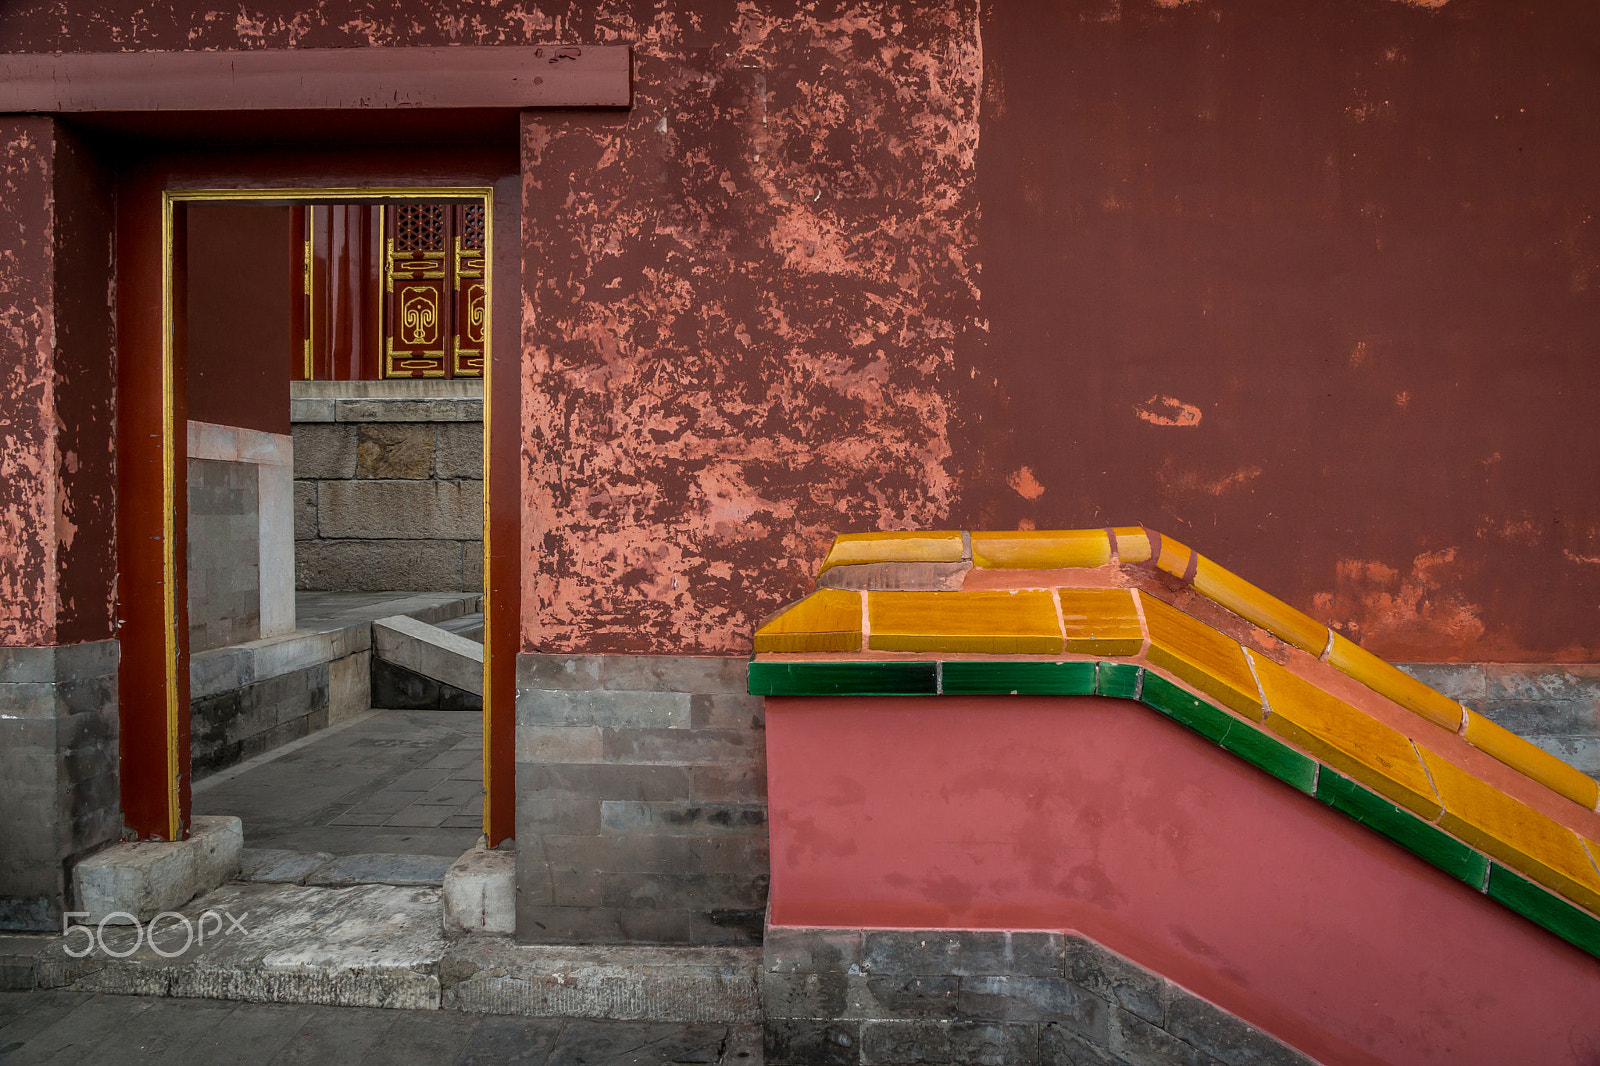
xmin=765 ymin=694 xmax=1600 ymax=1066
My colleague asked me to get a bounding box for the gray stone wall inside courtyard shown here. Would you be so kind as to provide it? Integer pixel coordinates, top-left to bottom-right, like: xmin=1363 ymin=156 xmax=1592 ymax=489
xmin=516 ymin=653 xmax=769 ymax=947
xmin=761 ymin=925 xmax=1316 ymax=1066
xmin=0 ymin=641 xmax=121 ymax=932
xmin=291 ymin=381 xmax=482 ymax=593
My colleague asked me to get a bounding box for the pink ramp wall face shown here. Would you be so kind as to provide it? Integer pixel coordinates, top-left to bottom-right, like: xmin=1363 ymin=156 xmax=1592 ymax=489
xmin=764 ymin=695 xmax=1600 ymax=1066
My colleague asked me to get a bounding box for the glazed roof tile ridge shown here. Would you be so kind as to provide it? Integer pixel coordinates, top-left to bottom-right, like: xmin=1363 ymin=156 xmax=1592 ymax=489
xmin=799 ymin=527 xmax=1600 ymax=814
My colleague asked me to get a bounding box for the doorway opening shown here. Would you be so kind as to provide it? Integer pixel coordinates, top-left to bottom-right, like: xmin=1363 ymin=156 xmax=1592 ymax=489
xmin=155 ymin=187 xmax=502 ymax=868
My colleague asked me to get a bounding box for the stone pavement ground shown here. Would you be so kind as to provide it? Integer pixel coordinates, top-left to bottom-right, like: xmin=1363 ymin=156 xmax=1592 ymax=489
xmin=194 ymin=708 xmax=485 ymax=857
xmin=0 ymin=990 xmax=761 ymax=1065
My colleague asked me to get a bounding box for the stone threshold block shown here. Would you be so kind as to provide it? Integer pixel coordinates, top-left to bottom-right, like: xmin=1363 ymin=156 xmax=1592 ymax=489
xmin=374 ymin=614 xmax=483 ymax=696
xmin=72 ymin=816 xmax=243 ymax=924
xmin=443 ymin=847 xmax=515 ymax=937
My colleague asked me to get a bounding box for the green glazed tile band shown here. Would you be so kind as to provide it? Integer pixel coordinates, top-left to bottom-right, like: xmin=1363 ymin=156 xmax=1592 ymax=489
xmin=1486 ymin=862 xmax=1600 ymax=959
xmin=1095 ymin=661 xmax=1142 ymax=699
xmin=1317 ymin=769 xmax=1489 ymax=888
xmin=1218 ymin=721 xmax=1319 ymax=795
xmin=941 ymin=660 xmax=1096 ymax=696
xmin=747 ymin=660 xmax=937 ymax=696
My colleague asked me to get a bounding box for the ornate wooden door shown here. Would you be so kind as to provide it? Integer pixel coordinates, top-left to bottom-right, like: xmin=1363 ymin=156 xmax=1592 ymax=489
xmin=383 ymin=203 xmax=484 ymax=379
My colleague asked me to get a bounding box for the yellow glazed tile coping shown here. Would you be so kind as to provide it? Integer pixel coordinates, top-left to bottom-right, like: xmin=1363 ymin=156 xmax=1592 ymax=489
xmin=1419 ymin=746 xmax=1600 ymax=911
xmin=818 ymin=531 xmax=965 ymax=573
xmin=1464 ymin=711 xmax=1600 ymax=811
xmin=1147 ymin=531 xmax=1199 ymax=583
xmin=867 ymin=590 xmax=1064 ymax=655
xmin=1254 ymin=653 xmax=1441 ymax=819
xmin=1326 ymin=632 xmax=1467 ymax=733
xmin=1139 ymin=593 xmax=1263 ymax=721
xmin=752 ymin=588 xmax=862 ymax=654
xmin=1110 ymin=526 xmax=1153 ymax=564
xmin=970 ymin=530 xmax=1112 ymax=570
xmin=1057 ymin=589 xmax=1145 ymax=656
xmin=1190 ymin=556 xmax=1329 ymax=656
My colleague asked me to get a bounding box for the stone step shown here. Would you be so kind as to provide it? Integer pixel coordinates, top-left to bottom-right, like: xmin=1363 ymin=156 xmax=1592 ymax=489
xmin=20 ymin=881 xmax=761 ymax=1024
xmin=372 ymin=614 xmax=483 ymax=696
xmin=435 ymin=611 xmax=485 ymax=642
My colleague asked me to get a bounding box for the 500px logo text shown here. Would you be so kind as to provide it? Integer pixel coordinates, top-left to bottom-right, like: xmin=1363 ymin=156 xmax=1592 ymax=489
xmin=62 ymin=910 xmax=249 ymax=958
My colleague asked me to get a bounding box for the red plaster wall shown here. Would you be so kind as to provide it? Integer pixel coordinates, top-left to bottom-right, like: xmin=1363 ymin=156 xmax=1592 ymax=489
xmin=186 ymin=202 xmax=293 ymax=437
xmin=766 ymin=694 xmax=1600 ymax=1066
xmin=0 ymin=118 xmax=58 ymax=647
xmin=0 ymin=118 xmax=116 ymax=647
xmin=3 ymin=2 xmax=1600 ymax=661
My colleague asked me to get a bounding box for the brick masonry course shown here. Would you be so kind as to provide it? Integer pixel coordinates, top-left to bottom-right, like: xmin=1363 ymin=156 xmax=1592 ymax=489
xmin=762 ymin=925 xmax=1317 ymax=1066
xmin=292 ymin=398 xmax=482 ymax=594
xmin=0 ymin=640 xmax=122 ymax=932
xmin=515 ymin=653 xmax=768 ymax=947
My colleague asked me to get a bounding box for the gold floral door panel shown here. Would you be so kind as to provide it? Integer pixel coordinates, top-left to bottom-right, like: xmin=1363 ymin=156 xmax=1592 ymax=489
xmin=298 ymin=202 xmax=484 ymax=381
xmin=383 ymin=203 xmax=485 ymax=379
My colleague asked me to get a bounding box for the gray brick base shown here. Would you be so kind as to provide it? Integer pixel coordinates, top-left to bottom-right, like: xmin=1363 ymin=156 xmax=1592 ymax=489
xmin=1397 ymin=663 xmax=1600 ymax=780
xmin=516 ymin=653 xmax=768 ymax=946
xmin=0 ymin=640 xmax=121 ymax=932
xmin=762 ymin=925 xmax=1315 ymax=1066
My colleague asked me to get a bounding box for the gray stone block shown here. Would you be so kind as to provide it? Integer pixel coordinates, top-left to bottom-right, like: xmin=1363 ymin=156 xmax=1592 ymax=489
xmin=957 ymin=976 xmax=1108 ymax=1036
xmin=515 ymin=727 xmax=604 ymax=764
xmin=72 ymin=815 xmax=242 ymax=924
xmin=317 ymin=479 xmax=482 ymax=540
xmin=463 ymin=539 xmax=484 ymax=591
xmin=691 ymin=692 xmax=765 ymax=730
xmin=849 ymin=973 xmax=961 ymax=1019
xmin=1477 ymin=700 xmax=1599 ymax=740
xmin=1484 ymin=663 xmax=1600 ymax=702
xmin=519 ymin=689 xmax=691 ymax=729
xmin=765 ymin=1017 xmax=862 ymax=1065
xmin=336 ymin=397 xmax=482 ymax=422
xmin=516 ymin=653 xmax=749 ymax=695
xmin=513 ymin=903 xmax=760 ymax=947
xmin=291 ymin=423 xmax=357 ymax=478
xmin=1395 ymin=663 xmax=1486 ymax=701
xmin=304 ymin=853 xmax=453 ymax=887
xmin=293 ymin=481 xmax=318 ymax=540
xmin=239 ymin=848 xmax=335 ymax=884
xmin=1110 ymin=1006 xmax=1219 ymax=1066
xmin=1064 ymin=936 xmax=1167 ymax=1027
xmin=356 ymin=422 xmax=435 ymax=479
xmin=1041 ymin=1022 xmax=1119 ymax=1066
xmin=859 ymin=1019 xmax=1039 ymax=1065
xmin=0 ymin=645 xmax=58 ymax=685
xmin=289 ymin=395 xmax=336 ymax=422
xmin=1162 ymin=991 xmax=1316 ymax=1066
xmin=373 ymin=614 xmax=483 ymax=695
xmin=766 ymin=928 xmax=865 ymax=976
xmin=542 ymin=833 xmax=692 ymax=874
xmin=766 ymin=971 xmax=849 ymax=1019
xmin=520 ymin=789 xmax=602 ymax=834
xmin=602 ymin=727 xmax=753 ymax=765
xmin=0 ymin=683 xmax=57 ymax=718
xmin=598 ymin=801 xmax=765 ymax=836
xmin=295 ymin=538 xmax=466 ymax=592
xmin=435 ymin=422 xmax=484 ymax=479
xmin=53 ymin=640 xmax=119 ymax=680
xmin=521 ymin=762 xmax=692 ymax=802
xmin=690 ymin=761 xmax=769 ymax=802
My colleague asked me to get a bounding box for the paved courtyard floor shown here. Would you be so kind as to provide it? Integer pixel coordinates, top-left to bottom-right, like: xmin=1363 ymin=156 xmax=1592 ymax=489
xmin=0 ymin=991 xmax=760 ymax=1065
xmin=194 ymin=708 xmax=485 ymax=857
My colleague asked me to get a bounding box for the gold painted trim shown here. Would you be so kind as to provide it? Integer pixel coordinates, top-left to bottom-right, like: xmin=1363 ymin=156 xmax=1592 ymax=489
xmin=303 ymin=214 xmax=314 ymax=380
xmin=159 ymin=193 xmax=182 ymax=840
xmin=480 ymin=190 xmax=494 ymax=832
xmin=161 ymin=185 xmax=494 ymax=842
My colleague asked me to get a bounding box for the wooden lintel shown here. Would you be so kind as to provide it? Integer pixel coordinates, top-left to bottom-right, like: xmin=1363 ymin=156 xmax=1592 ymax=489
xmin=0 ymin=45 xmax=631 ymax=113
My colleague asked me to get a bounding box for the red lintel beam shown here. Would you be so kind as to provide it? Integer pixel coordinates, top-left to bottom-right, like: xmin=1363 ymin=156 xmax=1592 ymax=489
xmin=0 ymin=46 xmax=631 ymax=112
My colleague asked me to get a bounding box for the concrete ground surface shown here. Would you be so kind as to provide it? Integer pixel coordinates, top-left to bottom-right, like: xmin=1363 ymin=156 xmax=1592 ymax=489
xmin=0 ymin=990 xmax=761 ymax=1065
xmin=194 ymin=708 xmax=485 ymax=856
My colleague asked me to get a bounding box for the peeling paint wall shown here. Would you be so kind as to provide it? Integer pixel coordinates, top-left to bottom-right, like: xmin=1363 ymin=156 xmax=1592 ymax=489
xmin=4 ymin=1 xmax=1600 ymax=661
xmin=0 ymin=118 xmax=60 ymax=647
xmin=520 ymin=4 xmax=984 ymax=653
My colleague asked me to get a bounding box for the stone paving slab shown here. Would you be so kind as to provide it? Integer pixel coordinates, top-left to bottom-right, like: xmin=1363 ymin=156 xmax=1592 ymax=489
xmin=10 ymin=881 xmax=762 ymax=1028
xmin=305 ymin=854 xmax=455 ymax=888
xmin=0 ymin=991 xmax=763 ymax=1064
xmin=240 ymin=850 xmax=337 ymax=885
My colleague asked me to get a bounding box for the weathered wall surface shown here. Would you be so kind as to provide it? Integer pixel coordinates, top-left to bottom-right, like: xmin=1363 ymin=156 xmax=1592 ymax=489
xmin=962 ymin=0 xmax=1600 ymax=663
xmin=0 ymin=117 xmax=118 ymax=650
xmin=3 ymin=0 xmax=1599 ymax=664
